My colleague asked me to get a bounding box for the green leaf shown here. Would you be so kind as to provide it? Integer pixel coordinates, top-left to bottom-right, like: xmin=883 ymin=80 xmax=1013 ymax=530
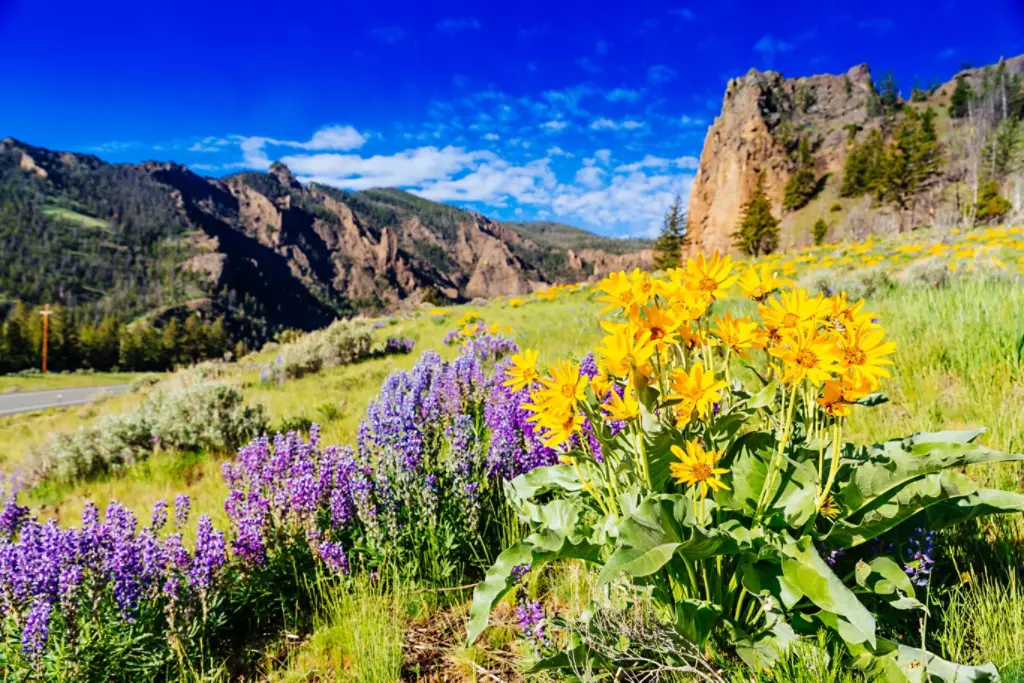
xmin=598 ymin=543 xmax=681 ymax=586
xmin=466 ymin=541 xmax=534 ymax=644
xmin=916 ymin=488 xmax=1024 ymax=530
xmin=740 ymin=560 xmax=804 ymax=610
xmin=716 ymin=432 xmax=818 ymax=528
xmin=836 ymin=430 xmax=1023 ymax=516
xmin=854 ymin=391 xmax=889 ymax=407
xmin=781 ymin=537 xmax=876 ymax=647
xmin=747 ymin=379 xmax=779 ymax=409
xmin=869 ymin=557 xmax=915 ymax=597
xmin=849 ymin=638 xmax=999 ymax=682
xmin=729 ymin=619 xmax=800 ymax=670
xmin=828 ymin=470 xmax=981 ymax=548
xmin=674 ymin=599 xmax=723 ymax=646
xmin=504 ymin=465 xmax=582 ymax=507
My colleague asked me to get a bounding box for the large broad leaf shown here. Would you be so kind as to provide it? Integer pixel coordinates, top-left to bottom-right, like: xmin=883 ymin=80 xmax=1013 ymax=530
xmin=849 ymin=638 xmax=999 ymax=683
xmin=466 ymin=499 xmax=602 ymax=644
xmin=504 ymin=465 xmax=582 ymax=513
xmin=780 ymin=537 xmax=876 ymax=647
xmin=715 ymin=432 xmax=819 ymax=528
xmin=836 ymin=430 xmax=1024 ymax=515
xmin=827 ymin=470 xmax=981 ymax=548
xmin=597 ymin=495 xmax=744 ymax=586
xmin=740 ymin=559 xmax=804 ymax=610
xmin=674 ymin=599 xmax=723 ymax=646
xmin=729 ymin=618 xmax=800 ymax=670
xmin=914 ymin=488 xmax=1024 ymax=530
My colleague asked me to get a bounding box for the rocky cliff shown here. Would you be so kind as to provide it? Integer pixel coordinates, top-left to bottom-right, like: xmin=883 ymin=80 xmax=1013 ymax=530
xmin=686 ymin=55 xmax=1024 ymax=254
xmin=0 ymin=138 xmax=650 ymax=339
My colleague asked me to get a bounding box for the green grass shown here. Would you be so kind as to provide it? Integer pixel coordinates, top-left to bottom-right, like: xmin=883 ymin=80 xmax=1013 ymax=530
xmin=40 ymin=204 xmax=111 ymax=230
xmin=270 ymin=575 xmax=406 ymax=682
xmin=0 ymin=372 xmax=144 ymax=393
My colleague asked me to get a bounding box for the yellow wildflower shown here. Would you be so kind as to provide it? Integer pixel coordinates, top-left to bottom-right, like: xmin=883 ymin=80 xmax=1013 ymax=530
xmin=737 ymin=264 xmax=789 ymax=302
xmin=504 ymin=349 xmax=540 ymax=392
xmin=669 ymin=440 xmax=730 ymax=497
xmin=769 ymin=326 xmax=841 ymax=386
xmin=596 ymin=322 xmax=656 ymax=377
xmin=604 ymin=387 xmax=640 ymax=421
xmin=836 ymin=325 xmax=896 ymax=383
xmin=683 ymin=251 xmax=739 ymax=299
xmin=668 ymin=361 xmax=727 ymax=426
xmin=711 ymin=313 xmax=764 ymax=358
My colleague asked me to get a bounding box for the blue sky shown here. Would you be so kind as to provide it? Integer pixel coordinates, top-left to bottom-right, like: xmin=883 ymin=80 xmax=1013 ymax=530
xmin=1 ymin=0 xmax=1022 ymax=237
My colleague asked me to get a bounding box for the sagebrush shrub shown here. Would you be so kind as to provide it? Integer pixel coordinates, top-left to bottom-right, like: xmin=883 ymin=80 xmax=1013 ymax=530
xmin=47 ymin=382 xmax=268 ymax=480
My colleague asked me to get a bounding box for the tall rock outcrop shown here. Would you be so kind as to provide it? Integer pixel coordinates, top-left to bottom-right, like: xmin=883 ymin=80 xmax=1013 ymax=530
xmin=686 ymin=64 xmax=877 ymax=254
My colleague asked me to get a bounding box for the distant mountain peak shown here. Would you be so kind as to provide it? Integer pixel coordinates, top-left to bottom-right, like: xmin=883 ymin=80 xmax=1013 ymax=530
xmin=268 ymin=161 xmax=301 ymax=189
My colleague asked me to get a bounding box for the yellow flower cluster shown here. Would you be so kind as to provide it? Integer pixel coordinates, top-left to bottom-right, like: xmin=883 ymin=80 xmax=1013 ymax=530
xmin=508 ymin=251 xmax=898 ymax=502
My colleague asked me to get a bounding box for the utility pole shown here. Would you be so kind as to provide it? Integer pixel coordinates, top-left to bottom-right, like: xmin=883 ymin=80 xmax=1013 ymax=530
xmin=40 ymin=305 xmax=51 ymax=373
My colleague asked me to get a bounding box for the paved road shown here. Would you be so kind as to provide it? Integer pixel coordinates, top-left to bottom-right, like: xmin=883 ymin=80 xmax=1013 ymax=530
xmin=0 ymin=385 xmax=130 ymax=417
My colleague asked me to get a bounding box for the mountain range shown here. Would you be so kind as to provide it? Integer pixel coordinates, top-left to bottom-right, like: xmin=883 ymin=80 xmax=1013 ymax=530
xmin=0 ymin=138 xmax=650 ymax=341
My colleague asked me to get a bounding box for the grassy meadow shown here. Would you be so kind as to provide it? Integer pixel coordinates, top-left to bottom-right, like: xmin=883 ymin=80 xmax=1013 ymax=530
xmin=3 ymin=225 xmax=1024 ymax=680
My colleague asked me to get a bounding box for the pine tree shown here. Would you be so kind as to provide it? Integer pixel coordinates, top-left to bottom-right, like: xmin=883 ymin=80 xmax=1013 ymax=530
xmin=948 ymin=75 xmax=974 ymax=119
xmin=653 ymin=195 xmax=686 ymax=270
xmin=878 ymin=72 xmax=902 ymax=117
xmin=732 ymin=173 xmax=779 ymax=257
xmin=841 ymin=129 xmax=885 ymax=197
xmin=812 ymin=218 xmax=829 ymax=245
xmin=783 ymin=137 xmax=819 ymax=210
xmin=975 ymin=180 xmax=1013 ymax=223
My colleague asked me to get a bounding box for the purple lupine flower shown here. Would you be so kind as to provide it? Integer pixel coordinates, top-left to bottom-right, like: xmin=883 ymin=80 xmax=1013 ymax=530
xmin=515 ymin=599 xmax=547 ymax=644
xmin=150 ymin=499 xmax=169 ymax=532
xmin=903 ymin=528 xmax=937 ymax=587
xmin=173 ymin=494 xmax=190 ymax=529
xmin=317 ymin=541 xmax=350 ymax=574
xmin=190 ymin=515 xmax=226 ymax=590
xmin=20 ymin=597 xmax=52 ymax=659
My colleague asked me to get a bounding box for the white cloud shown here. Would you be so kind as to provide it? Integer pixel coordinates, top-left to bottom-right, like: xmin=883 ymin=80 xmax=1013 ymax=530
xmin=482 ymin=133 xmax=500 ymax=141
xmin=590 ymin=118 xmax=647 ymax=131
xmin=647 ymin=65 xmax=678 ymax=85
xmin=574 ymin=165 xmax=606 ymax=189
xmin=614 ymin=154 xmax=671 ymax=172
xmin=436 ymin=17 xmax=481 ymax=34
xmin=234 ymin=126 xmax=368 ymax=169
xmin=753 ymin=34 xmax=794 ymax=66
xmin=541 ymin=120 xmax=568 ymax=132
xmin=605 ymin=88 xmax=641 ymax=103
xmin=416 ymin=158 xmax=556 ymax=205
xmin=677 ymin=115 xmax=707 ymax=126
xmin=371 ymin=26 xmax=408 ymax=44
xmin=189 ymin=143 xmax=220 ymax=153
xmin=282 ymin=146 xmax=493 ymax=190
xmin=227 ymin=124 xmax=695 ymax=236
xmin=674 ymin=155 xmax=700 ymax=169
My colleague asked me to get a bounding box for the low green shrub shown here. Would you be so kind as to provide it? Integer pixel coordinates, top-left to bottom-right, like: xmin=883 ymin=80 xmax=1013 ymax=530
xmin=46 ymin=382 xmax=267 ymax=480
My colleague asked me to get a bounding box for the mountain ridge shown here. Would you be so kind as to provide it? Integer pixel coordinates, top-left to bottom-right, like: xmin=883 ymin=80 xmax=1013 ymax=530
xmin=0 ymin=137 xmax=651 ymax=341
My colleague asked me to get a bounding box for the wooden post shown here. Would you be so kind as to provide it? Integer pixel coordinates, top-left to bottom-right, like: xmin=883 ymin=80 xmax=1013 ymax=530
xmin=40 ymin=305 xmax=51 ymax=373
